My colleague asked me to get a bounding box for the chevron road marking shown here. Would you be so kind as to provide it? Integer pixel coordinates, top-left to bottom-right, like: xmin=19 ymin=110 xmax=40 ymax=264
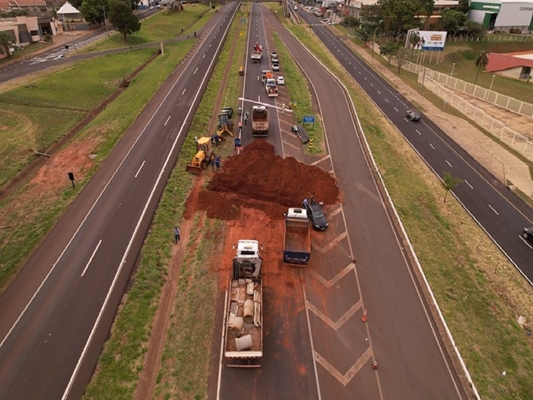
xmin=315 ymin=347 xmax=373 ymax=386
xmin=307 ymin=299 xmax=362 ymax=330
xmin=327 ymin=206 xmax=343 ymax=218
xmin=308 ymin=262 xmax=354 ymax=288
xmin=313 ymin=231 xmax=348 ymax=253
xmin=310 ymin=154 xmax=331 ymax=166
xmin=282 ymin=139 xmax=301 ymax=151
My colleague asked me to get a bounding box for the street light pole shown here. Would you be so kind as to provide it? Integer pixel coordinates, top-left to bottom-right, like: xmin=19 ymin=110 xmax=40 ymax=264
xmin=448 ymin=62 xmax=455 ymax=86
xmin=485 ymin=74 xmax=495 ymax=100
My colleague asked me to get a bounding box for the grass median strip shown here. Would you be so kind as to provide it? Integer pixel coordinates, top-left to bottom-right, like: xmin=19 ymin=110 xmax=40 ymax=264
xmin=84 ymin=11 xmax=246 ymax=398
xmin=285 ymin=22 xmax=533 ymax=400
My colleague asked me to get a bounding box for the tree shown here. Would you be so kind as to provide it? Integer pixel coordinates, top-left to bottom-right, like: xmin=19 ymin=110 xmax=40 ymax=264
xmin=342 ymin=16 xmax=360 ymax=28
xmin=109 ymin=0 xmax=141 ymax=41
xmin=380 ymin=41 xmax=400 ymax=65
xmin=441 ymin=9 xmax=467 ymax=37
xmin=474 ymin=50 xmax=489 ymax=85
xmin=408 ymin=30 xmax=420 ymax=56
xmin=465 ymin=20 xmax=484 ymax=38
xmin=419 ymin=0 xmax=435 ymax=30
xmin=80 ymin=0 xmax=108 ymax=26
xmin=0 ymin=31 xmax=14 ymax=58
xmin=378 ymin=0 xmax=423 ymax=37
xmin=395 ymin=47 xmax=410 ymax=73
xmin=442 ymin=171 xmax=463 ymax=202
xmin=70 ymin=0 xmax=83 ymax=8
xmin=458 ymin=0 xmax=470 ymax=13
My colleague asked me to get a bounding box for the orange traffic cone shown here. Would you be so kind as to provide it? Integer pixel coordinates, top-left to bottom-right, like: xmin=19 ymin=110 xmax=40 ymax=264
xmin=361 ymin=309 xmax=368 ymax=323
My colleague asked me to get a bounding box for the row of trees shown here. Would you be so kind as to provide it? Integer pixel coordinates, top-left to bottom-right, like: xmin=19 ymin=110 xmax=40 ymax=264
xmin=79 ymin=0 xmax=141 ymax=41
xmin=341 ymin=0 xmax=484 ymax=43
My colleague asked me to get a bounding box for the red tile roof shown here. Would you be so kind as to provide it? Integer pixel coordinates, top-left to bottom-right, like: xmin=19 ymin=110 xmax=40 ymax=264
xmin=487 ymin=52 xmax=533 ymax=73
xmin=0 ymin=0 xmax=47 ymax=10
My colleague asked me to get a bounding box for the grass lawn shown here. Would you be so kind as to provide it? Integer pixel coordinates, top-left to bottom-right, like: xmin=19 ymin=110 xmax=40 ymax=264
xmin=0 ymin=49 xmax=155 ymax=188
xmin=84 ymin=5 xmax=215 ymax=52
xmin=284 ymin=20 xmax=533 ymax=400
xmin=0 ymin=41 xmax=194 ymax=289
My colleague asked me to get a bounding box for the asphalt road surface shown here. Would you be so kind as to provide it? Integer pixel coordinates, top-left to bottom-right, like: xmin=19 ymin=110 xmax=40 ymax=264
xmin=0 ymin=4 xmax=239 ymax=399
xmin=298 ymin=10 xmax=533 ymax=286
xmin=214 ymin=7 xmax=468 ymax=400
xmin=238 ymin=2 xmax=283 ymax=154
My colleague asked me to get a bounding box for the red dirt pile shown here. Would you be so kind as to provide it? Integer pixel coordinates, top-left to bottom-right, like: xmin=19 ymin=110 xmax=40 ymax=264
xmin=187 ymin=140 xmax=339 ymax=220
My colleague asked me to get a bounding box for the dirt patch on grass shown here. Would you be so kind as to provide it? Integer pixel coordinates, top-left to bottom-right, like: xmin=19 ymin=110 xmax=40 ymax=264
xmin=29 ymin=138 xmax=100 ymax=192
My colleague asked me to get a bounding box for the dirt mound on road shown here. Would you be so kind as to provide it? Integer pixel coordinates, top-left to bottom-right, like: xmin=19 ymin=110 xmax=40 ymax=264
xmin=185 ymin=140 xmax=339 ymax=220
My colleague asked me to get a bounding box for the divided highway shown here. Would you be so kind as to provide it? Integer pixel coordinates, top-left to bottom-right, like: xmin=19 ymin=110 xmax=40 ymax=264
xmin=0 ymin=4 xmax=239 ymax=399
xmin=299 ymin=10 xmax=533 ymax=284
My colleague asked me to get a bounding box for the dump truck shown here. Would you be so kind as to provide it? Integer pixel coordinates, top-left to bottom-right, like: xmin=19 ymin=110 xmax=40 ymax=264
xmin=251 ymin=105 xmax=269 ymax=137
xmin=251 ymin=43 xmax=263 ymax=63
xmin=265 ymin=78 xmax=278 ymax=98
xmin=283 ymin=208 xmax=311 ymax=265
xmin=223 ymin=240 xmax=263 ymax=368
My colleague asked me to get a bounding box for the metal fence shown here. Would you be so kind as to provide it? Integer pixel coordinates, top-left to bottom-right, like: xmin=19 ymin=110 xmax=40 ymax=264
xmin=418 ymin=74 xmax=533 ymax=160
xmin=403 ymin=61 xmax=533 ymax=119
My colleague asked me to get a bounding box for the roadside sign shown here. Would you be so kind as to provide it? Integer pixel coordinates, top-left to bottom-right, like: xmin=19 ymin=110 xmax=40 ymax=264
xmin=303 ymin=115 xmax=315 ymax=123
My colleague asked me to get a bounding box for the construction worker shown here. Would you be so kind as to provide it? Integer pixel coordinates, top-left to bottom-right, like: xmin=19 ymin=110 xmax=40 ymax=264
xmin=215 ymin=155 xmax=221 ymax=171
xmin=303 ymin=198 xmax=308 ymax=207
xmin=371 ymin=361 xmax=378 ymax=370
xmin=238 ymin=106 xmax=242 ymax=116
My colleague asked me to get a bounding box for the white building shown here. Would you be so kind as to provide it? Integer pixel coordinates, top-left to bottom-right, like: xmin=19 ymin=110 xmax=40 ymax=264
xmin=469 ymin=0 xmax=533 ymax=31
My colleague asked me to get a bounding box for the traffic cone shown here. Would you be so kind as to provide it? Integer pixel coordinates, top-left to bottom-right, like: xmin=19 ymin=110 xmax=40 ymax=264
xmin=361 ymin=309 xmax=368 ymax=323
xmin=372 ymin=360 xmax=378 ymax=370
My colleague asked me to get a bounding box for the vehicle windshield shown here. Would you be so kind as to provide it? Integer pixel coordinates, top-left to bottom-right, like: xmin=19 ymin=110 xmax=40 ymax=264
xmin=312 ymin=210 xmax=324 ymax=218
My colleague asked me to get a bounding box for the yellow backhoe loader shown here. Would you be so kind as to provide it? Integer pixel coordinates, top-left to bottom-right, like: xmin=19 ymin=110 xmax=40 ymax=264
xmin=186 ymin=136 xmax=216 ymax=174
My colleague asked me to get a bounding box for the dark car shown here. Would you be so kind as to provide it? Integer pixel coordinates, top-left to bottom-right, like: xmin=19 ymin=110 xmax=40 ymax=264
xmin=522 ymin=227 xmax=533 ymax=243
xmin=304 ymin=199 xmax=328 ymax=230
xmin=406 ymin=109 xmax=421 ymax=121
xmin=221 ymin=106 xmax=233 ymax=118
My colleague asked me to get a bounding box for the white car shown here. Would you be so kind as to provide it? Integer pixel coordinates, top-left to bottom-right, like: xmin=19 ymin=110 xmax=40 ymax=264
xmin=272 ymin=63 xmax=280 ymax=71
xmin=277 ymin=76 xmax=285 ymax=85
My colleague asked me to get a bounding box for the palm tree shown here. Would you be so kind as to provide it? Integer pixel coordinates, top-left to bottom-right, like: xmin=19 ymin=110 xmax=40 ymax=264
xmin=474 ymin=50 xmax=489 ymax=85
xmin=408 ymin=31 xmax=421 ymax=58
xmin=442 ymin=171 xmax=463 ymax=202
xmin=0 ymin=31 xmax=14 ymax=59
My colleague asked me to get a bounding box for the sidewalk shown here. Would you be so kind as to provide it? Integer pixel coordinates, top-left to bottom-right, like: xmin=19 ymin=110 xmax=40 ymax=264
xmin=346 ymin=40 xmax=533 ymax=198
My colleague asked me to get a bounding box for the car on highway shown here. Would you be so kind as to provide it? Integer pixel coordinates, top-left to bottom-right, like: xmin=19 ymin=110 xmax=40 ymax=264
xmin=271 ymin=51 xmax=277 ymax=59
xmin=272 ymin=62 xmax=280 ymax=71
xmin=522 ymin=227 xmax=533 ymax=244
xmin=406 ymin=109 xmax=421 ymax=121
xmin=277 ymin=76 xmax=285 ymax=85
xmin=304 ymin=199 xmax=328 ymax=231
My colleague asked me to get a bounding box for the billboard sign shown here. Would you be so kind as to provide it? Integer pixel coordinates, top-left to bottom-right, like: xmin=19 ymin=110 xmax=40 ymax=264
xmin=413 ymin=31 xmax=448 ymax=51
